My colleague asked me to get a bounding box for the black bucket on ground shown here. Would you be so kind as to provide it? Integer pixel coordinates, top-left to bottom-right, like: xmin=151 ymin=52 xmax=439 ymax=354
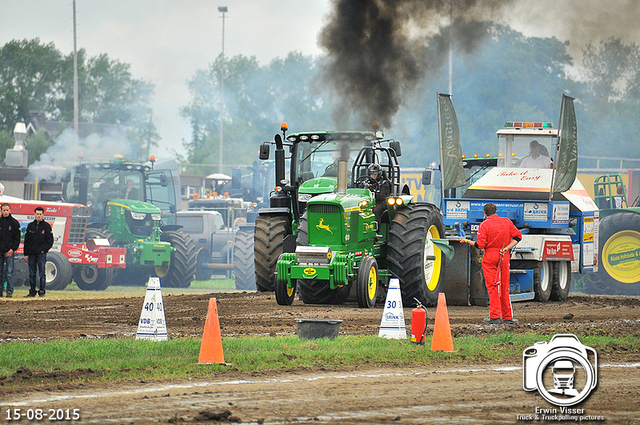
xmin=295 ymin=318 xmax=342 ymax=340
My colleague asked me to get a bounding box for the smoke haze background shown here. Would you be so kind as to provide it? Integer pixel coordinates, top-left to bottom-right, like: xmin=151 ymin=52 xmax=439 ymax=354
xmin=3 ymin=0 xmax=640 ymax=163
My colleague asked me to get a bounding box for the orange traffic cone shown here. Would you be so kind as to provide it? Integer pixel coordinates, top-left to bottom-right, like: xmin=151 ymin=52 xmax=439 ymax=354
xmin=199 ymin=298 xmax=226 ymax=364
xmin=431 ymin=292 xmax=454 ymax=352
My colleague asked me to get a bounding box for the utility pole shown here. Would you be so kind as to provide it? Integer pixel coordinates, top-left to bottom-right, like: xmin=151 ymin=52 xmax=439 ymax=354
xmin=218 ymin=6 xmax=228 ymax=172
xmin=448 ymin=0 xmax=453 ymax=95
xmin=73 ymin=0 xmax=79 ymax=140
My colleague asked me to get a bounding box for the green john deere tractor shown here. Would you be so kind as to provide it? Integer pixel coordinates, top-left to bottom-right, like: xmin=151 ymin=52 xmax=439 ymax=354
xmin=65 ymin=156 xmax=196 ymax=289
xmin=578 ymin=174 xmax=640 ymax=294
xmin=270 ymin=129 xmax=446 ymax=308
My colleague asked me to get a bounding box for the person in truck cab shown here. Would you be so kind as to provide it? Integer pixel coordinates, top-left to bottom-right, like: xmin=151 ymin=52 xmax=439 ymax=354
xmin=520 ymin=140 xmax=553 ymax=169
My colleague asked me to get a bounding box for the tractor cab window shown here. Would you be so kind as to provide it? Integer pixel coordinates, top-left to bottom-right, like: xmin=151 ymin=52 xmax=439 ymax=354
xmin=67 ymin=168 xmax=145 ymax=221
xmin=497 ymin=133 xmax=556 ymax=169
xmin=147 ymin=169 xmax=178 ymax=224
xmin=294 ymin=140 xmax=360 ymax=183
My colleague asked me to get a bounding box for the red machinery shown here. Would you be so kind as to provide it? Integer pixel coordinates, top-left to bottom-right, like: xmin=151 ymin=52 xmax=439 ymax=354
xmin=2 ymin=196 xmax=126 ymax=290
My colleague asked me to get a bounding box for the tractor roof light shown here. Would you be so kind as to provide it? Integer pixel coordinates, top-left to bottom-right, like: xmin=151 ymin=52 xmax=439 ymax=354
xmin=281 ymin=122 xmax=288 ymax=132
xmin=505 ymin=122 xmax=553 ymax=128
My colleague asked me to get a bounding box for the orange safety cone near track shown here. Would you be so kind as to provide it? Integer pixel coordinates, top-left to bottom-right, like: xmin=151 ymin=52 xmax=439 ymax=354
xmin=431 ymin=292 xmax=454 ymax=352
xmin=199 ymin=298 xmax=226 ymax=364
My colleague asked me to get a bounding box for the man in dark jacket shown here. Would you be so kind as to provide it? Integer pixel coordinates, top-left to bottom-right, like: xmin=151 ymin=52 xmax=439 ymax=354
xmin=0 ymin=203 xmax=21 ymax=298
xmin=23 ymin=207 xmax=54 ymax=297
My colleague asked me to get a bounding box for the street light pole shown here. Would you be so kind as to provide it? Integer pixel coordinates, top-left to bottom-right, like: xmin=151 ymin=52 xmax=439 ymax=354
xmin=218 ymin=6 xmax=227 ymax=172
xmin=73 ymin=0 xmax=79 ymax=140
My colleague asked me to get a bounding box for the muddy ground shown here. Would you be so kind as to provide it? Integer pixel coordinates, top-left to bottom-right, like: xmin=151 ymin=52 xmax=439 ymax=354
xmin=1 ymin=290 xmax=639 ymax=424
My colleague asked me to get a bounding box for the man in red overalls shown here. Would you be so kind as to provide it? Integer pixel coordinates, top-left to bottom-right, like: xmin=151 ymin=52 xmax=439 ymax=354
xmin=461 ymin=203 xmax=522 ymax=325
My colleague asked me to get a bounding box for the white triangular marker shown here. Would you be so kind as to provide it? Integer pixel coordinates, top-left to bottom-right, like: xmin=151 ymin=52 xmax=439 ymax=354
xmin=378 ymin=278 xmax=407 ymax=339
xmin=136 ymin=277 xmax=168 ymax=341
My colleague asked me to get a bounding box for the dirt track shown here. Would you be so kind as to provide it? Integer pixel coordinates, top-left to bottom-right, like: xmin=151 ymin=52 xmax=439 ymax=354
xmin=1 ymin=290 xmax=639 ymax=424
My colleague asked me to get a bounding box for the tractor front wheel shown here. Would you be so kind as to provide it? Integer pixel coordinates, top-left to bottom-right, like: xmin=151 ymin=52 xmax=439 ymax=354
xmin=550 ymin=261 xmax=571 ymax=301
xmin=275 ymin=255 xmax=296 ymax=305
xmin=533 ymin=261 xmax=552 ymax=302
xmin=44 ymin=251 xmax=74 ymax=291
xmin=74 ymin=228 xmax=114 ymax=291
xmin=356 ymin=256 xmax=378 ymax=308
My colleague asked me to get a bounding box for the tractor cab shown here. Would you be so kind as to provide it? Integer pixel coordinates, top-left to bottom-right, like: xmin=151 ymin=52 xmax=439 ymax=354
xmin=350 ymin=139 xmax=404 ymax=197
xmin=496 ymin=122 xmax=558 ymax=169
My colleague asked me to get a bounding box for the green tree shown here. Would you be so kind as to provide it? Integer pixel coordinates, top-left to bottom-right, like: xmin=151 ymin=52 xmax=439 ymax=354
xmin=578 ymin=38 xmax=640 ymax=158
xmin=0 ymin=39 xmax=158 ymax=163
xmin=0 ymin=39 xmax=62 ymax=131
xmin=181 ymin=52 xmax=330 ymax=172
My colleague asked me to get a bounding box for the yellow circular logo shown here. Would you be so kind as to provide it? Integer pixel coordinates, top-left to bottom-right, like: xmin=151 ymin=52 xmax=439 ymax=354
xmin=303 ymin=268 xmax=317 ymax=277
xmin=602 ymin=230 xmax=640 ymax=283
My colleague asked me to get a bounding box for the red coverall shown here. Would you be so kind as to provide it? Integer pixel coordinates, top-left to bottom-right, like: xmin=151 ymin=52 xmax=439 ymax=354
xmin=476 ymin=214 xmax=522 ymax=320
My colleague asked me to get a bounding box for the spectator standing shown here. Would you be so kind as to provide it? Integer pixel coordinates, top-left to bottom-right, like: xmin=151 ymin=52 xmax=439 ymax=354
xmin=23 ymin=207 xmax=53 ymax=297
xmin=460 ymin=203 xmax=522 ymax=325
xmin=0 ymin=203 xmax=21 ymax=298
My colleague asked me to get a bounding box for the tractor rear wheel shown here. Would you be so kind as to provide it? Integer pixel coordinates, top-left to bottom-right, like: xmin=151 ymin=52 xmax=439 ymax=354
xmin=550 ymin=261 xmax=571 ymax=301
xmin=44 ymin=251 xmax=74 ymax=291
xmin=593 ymin=212 xmax=640 ymax=295
xmin=254 ymin=215 xmax=289 ymax=292
xmin=388 ymin=203 xmax=445 ymax=307
xmin=161 ymin=230 xmax=197 ymax=288
xmin=74 ymin=228 xmax=114 ymax=291
xmin=357 ymin=256 xmax=378 ymax=308
xmin=233 ymin=227 xmax=256 ymax=291
xmin=297 ymin=213 xmax=308 ymax=246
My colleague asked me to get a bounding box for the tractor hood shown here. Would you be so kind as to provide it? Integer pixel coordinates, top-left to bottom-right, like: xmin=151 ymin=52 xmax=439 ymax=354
xmin=307 ymin=188 xmax=373 ymax=208
xmin=299 ymin=176 xmax=338 ymax=195
xmin=107 ymin=199 xmax=162 ymax=214
xmin=463 ymin=168 xmax=598 ymax=212
xmin=306 ymin=189 xmax=375 ymax=247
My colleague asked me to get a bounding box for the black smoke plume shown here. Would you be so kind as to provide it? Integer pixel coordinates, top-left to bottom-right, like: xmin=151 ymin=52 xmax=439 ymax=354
xmin=319 ymin=0 xmax=512 ymax=128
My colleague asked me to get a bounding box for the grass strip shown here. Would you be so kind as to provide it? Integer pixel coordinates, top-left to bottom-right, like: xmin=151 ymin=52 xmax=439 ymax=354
xmin=1 ymin=333 xmax=638 ymax=387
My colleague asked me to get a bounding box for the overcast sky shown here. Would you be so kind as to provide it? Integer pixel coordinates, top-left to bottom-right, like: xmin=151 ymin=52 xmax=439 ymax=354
xmin=3 ymin=1 xmax=640 ymax=160
xmin=1 ymin=0 xmax=330 ymax=158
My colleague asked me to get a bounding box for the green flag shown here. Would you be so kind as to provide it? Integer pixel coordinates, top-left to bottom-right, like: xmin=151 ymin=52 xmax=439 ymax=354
xmin=437 ymin=93 xmax=466 ymax=191
xmin=553 ymin=94 xmax=578 ymax=193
